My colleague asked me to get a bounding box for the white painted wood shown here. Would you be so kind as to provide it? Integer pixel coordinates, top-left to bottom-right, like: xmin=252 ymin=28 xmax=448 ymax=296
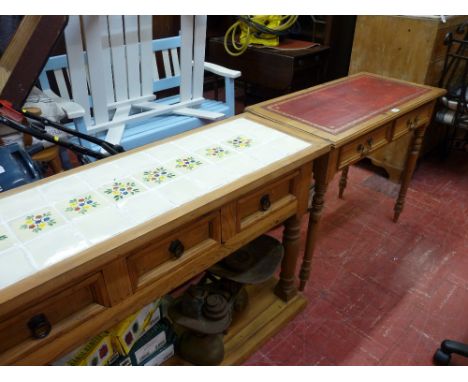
xmin=88 ymin=98 xmax=204 ymax=133
xmin=101 ymin=17 xmax=116 ymax=103
xmin=104 ymin=105 xmax=131 ymax=146
xmin=139 ymin=15 xmax=154 ymax=96
xmin=107 ymin=94 xmax=155 ymax=110
xmin=173 ymin=107 xmax=224 ymax=120
xmin=180 ymin=16 xmax=194 ymax=101
xmin=124 ymin=15 xmax=141 ymax=98
xmin=64 ymin=16 xmax=92 ymax=125
xmin=162 ymin=50 xmax=172 ymax=77
xmin=108 ymin=16 xmax=128 ymax=101
xmin=203 ymin=62 xmax=241 ymax=78
xmin=171 ymin=48 xmax=180 ymax=76
xmin=82 ymin=16 xmax=110 ymax=125
xmin=152 ymin=53 xmax=160 ymax=81
xmin=192 ymin=15 xmax=207 ymax=99
xmin=53 ymin=69 xmax=70 ymax=99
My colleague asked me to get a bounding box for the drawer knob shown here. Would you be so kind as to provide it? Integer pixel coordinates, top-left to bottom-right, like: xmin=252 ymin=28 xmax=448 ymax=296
xmin=367 ymin=138 xmax=373 ymax=147
xmin=260 ymin=194 xmax=271 ymax=211
xmin=169 ymin=239 xmax=185 ymax=259
xmin=27 ymin=313 xmax=51 ymax=339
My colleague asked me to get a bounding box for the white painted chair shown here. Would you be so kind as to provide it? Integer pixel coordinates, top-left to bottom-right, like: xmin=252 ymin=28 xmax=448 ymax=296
xmin=37 ymin=15 xmax=241 ymax=151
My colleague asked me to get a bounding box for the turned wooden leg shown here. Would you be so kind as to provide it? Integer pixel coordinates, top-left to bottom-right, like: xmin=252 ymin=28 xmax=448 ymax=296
xmin=274 ymin=215 xmax=301 ymax=302
xmin=338 ymin=166 xmax=349 ymax=199
xmin=393 ymin=125 xmax=426 ymax=222
xmin=299 ymin=179 xmax=328 ymax=291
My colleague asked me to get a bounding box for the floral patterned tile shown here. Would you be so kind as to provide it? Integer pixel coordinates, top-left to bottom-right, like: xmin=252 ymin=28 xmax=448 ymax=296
xmin=0 ymin=246 xmax=36 ymax=290
xmin=168 ymin=155 xmax=205 ymax=174
xmin=0 ymin=224 xmax=17 ymax=252
xmin=226 ymin=117 xmax=286 ymax=142
xmin=196 ymin=144 xmax=234 ymax=162
xmin=39 ymin=175 xmax=91 ymax=203
xmin=9 ymin=207 xmax=65 ymax=242
xmin=97 ymin=177 xmax=146 ymax=205
xmin=24 ymin=226 xmax=90 ymax=270
xmin=56 ymin=191 xmax=108 ymax=220
xmin=143 ymin=143 xmax=188 ymax=163
xmin=223 ymin=135 xmax=257 ymax=151
xmin=0 ymin=188 xmax=48 ymax=222
xmin=135 ymin=165 xmax=179 ymax=188
xmin=157 ymin=178 xmax=205 ymax=206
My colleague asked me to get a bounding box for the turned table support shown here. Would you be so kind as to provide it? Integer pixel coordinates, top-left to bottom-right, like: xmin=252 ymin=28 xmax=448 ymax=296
xmin=393 ymin=124 xmax=427 ymax=222
xmin=338 ymin=166 xmax=349 ymax=199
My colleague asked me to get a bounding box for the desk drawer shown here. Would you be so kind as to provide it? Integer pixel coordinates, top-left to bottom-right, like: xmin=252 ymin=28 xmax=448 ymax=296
xmin=0 ymin=272 xmax=110 ymax=354
xmin=393 ymin=104 xmax=432 ymax=139
xmin=338 ymin=124 xmax=391 ymax=169
xmin=127 ymin=211 xmax=221 ymax=291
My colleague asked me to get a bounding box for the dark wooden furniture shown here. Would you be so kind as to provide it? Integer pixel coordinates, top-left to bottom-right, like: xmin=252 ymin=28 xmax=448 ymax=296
xmin=208 ymin=36 xmax=330 ymax=104
xmin=247 ymin=73 xmax=445 ymax=291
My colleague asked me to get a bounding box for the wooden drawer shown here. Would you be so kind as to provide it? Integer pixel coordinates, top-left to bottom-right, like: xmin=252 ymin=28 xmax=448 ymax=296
xmin=338 ymin=124 xmax=391 ymax=169
xmin=0 ymin=272 xmax=110 ymax=355
xmin=393 ymin=104 xmax=432 ymax=139
xmin=127 ymin=211 xmax=221 ymax=291
xmin=225 ymin=171 xmax=301 ymax=238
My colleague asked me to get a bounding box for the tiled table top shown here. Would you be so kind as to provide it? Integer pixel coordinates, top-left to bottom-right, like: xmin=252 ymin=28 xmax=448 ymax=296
xmin=0 ymin=117 xmax=312 ymax=290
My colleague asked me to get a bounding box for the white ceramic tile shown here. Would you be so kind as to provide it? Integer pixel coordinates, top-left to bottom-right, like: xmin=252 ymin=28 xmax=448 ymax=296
xmin=0 ymin=188 xmax=48 ymax=222
xmin=202 ymin=124 xmax=239 ymax=141
xmin=172 ymin=132 xmax=216 ymax=152
xmin=78 ymin=161 xmax=122 ymax=188
xmin=143 ymin=143 xmax=188 ymax=162
xmin=185 ymin=164 xmax=230 ymax=190
xmin=243 ymin=143 xmax=289 ymax=166
xmin=167 ymin=154 xmax=206 ymax=174
xmin=0 ymin=246 xmax=36 ymax=290
xmin=25 ymin=225 xmax=89 ymax=270
xmin=97 ymin=177 xmax=147 ymax=206
xmin=39 ymin=175 xmax=91 ymax=203
xmin=157 ymin=178 xmax=205 ymax=206
xmin=73 ymin=206 xmax=131 ymax=245
xmin=119 ymin=189 xmax=175 ymax=226
xmin=267 ymin=136 xmax=311 ymax=155
xmin=0 ymin=223 xmax=18 ymax=252
xmin=195 ymin=144 xmax=235 ymax=163
xmin=233 ymin=120 xmax=286 ymax=142
xmin=223 ymin=134 xmax=258 ymax=152
xmin=134 ymin=164 xmax=179 ymax=188
xmin=216 ymin=153 xmax=264 ymax=181
xmin=110 ymin=152 xmax=158 ymax=173
xmin=8 ymin=207 xmax=66 ymax=242
xmin=55 ymin=191 xmax=109 ymax=220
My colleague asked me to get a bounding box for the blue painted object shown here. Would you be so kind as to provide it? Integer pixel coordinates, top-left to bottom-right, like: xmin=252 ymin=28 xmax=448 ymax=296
xmin=0 ymin=143 xmax=42 ymax=192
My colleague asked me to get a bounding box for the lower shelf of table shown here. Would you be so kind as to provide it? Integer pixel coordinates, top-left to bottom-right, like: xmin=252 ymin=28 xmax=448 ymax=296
xmin=164 ymin=277 xmax=307 ymax=366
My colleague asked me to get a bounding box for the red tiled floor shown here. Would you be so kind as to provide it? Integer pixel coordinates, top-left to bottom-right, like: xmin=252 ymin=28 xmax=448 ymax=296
xmin=243 ymin=150 xmax=468 ymax=366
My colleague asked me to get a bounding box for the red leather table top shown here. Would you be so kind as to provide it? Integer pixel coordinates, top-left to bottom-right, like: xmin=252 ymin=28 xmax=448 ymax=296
xmin=263 ymin=74 xmax=431 ymax=135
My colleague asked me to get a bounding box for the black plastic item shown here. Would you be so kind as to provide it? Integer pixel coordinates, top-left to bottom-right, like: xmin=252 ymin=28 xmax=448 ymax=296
xmin=259 ymin=194 xmax=271 ymax=211
xmin=434 ymin=339 xmax=468 ymax=365
xmin=169 ymin=239 xmax=185 ymax=259
xmin=27 ymin=313 xmax=52 ymax=339
xmin=0 ymin=143 xmax=42 ymax=192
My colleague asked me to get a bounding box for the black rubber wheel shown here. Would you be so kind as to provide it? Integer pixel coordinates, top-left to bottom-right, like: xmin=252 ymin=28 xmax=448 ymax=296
xmin=434 ymin=348 xmax=451 ymax=365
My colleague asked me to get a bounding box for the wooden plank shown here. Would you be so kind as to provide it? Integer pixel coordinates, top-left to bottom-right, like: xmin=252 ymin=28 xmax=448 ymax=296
xmin=192 ymin=15 xmax=207 ymax=99
xmin=53 ymin=69 xmax=70 ymax=99
xmin=162 ymin=50 xmax=173 ymax=77
xmin=139 ymin=15 xmax=154 ymax=96
xmin=171 ymin=48 xmax=180 ymax=76
xmin=108 ymin=16 xmax=129 ymax=101
xmin=179 ymin=16 xmax=194 ymax=101
xmin=100 ymin=17 xmax=116 ymax=103
xmin=64 ymin=16 xmax=92 ymax=125
xmin=103 ymin=105 xmax=131 ymax=145
xmin=0 ymin=16 xmax=68 ymax=109
xmin=124 ymin=15 xmax=141 ymax=98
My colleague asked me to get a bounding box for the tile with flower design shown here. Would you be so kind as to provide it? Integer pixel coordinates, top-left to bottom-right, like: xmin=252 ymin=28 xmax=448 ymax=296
xmin=56 ymin=192 xmax=108 ymax=220
xmin=9 ymin=208 xmax=65 ymax=242
xmin=169 ymin=155 xmax=205 ymax=174
xmin=0 ymin=225 xmax=16 ymax=252
xmin=98 ymin=178 xmax=146 ymax=204
xmin=224 ymin=135 xmax=255 ymax=151
xmin=196 ymin=145 xmax=233 ymax=162
xmin=137 ymin=166 xmax=178 ymax=188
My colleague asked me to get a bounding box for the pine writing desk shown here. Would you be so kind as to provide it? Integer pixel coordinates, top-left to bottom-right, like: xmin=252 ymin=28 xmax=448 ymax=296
xmin=0 ymin=113 xmax=330 ymax=365
xmin=246 ymin=73 xmax=446 ymax=291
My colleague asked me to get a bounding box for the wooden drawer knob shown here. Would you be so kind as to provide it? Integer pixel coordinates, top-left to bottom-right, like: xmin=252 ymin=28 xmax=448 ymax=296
xmin=260 ymin=194 xmax=271 ymax=211
xmin=27 ymin=313 xmax=52 ymax=339
xmin=169 ymin=239 xmax=185 ymax=259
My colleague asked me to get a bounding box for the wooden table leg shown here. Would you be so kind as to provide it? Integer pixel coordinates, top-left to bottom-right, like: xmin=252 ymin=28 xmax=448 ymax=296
xmin=274 ymin=215 xmax=301 ymax=302
xmin=393 ymin=125 xmax=426 ymax=222
xmin=299 ymin=154 xmax=331 ymax=291
xmin=338 ymin=165 xmax=349 ymax=199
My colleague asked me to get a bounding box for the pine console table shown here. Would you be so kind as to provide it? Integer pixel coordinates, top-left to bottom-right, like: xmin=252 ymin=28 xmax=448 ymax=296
xmin=0 ymin=113 xmax=330 ymax=365
xmin=247 ymin=73 xmax=446 ymax=291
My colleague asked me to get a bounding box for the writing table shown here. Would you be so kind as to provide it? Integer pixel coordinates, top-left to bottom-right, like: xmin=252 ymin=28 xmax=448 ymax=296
xmin=0 ymin=113 xmax=330 ymax=365
xmin=246 ymin=72 xmax=446 ymax=291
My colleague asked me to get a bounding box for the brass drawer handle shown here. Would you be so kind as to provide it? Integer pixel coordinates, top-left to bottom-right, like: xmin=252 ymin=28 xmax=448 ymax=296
xmin=356 ymin=143 xmax=370 ymax=155
xmin=260 ymin=194 xmax=271 ymax=211
xmin=169 ymin=239 xmax=185 ymax=259
xmin=366 ymin=138 xmax=373 ymax=147
xmin=28 ymin=313 xmax=52 ymax=339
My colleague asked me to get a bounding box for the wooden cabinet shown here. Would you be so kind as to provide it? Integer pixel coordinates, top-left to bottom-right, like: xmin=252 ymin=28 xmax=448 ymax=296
xmin=349 ymin=15 xmax=468 ymax=182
